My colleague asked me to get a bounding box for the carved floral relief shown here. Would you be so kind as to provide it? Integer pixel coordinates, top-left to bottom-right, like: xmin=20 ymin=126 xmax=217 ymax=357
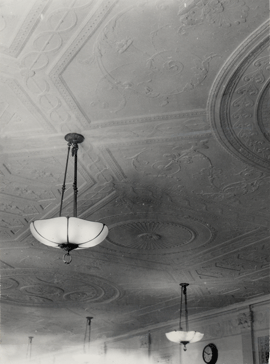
xmin=178 ymin=0 xmax=250 ymax=34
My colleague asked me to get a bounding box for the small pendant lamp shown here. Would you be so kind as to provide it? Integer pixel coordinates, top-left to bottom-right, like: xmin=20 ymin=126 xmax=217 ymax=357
xmin=166 ymin=283 xmax=204 ymax=351
xmin=148 ymin=331 xmax=152 ymax=359
xmin=30 ymin=133 xmax=108 ymax=264
xmin=26 ymin=336 xmax=34 ymax=359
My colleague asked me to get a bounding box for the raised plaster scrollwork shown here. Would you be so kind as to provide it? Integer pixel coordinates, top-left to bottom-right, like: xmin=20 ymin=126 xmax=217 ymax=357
xmin=1 ymin=278 xmax=19 ymax=290
xmin=258 ymin=79 xmax=270 ymax=142
xmin=20 ymin=1 xmax=87 ymax=68
xmin=3 ymin=79 xmax=56 ymax=132
xmin=238 ymin=311 xmax=253 ymax=329
xmin=6 ymin=0 xmax=96 ymax=132
xmin=208 ymin=21 xmax=270 ymax=173
xmin=254 ymin=310 xmax=269 ymax=330
xmin=0 ymin=0 xmax=51 ymax=57
xmin=178 ymin=0 xmax=250 ymax=34
xmin=21 ymin=284 xmax=64 ymax=297
xmin=0 ymin=179 xmax=57 ymax=201
xmin=92 ymin=3 xmax=217 ymax=112
xmin=4 ymin=157 xmax=64 ymax=184
xmin=196 ymin=165 xmax=270 ymax=208
xmin=0 ymin=158 xmax=66 ymax=238
xmin=239 ymin=244 xmax=270 ymax=265
xmin=0 ymin=269 xmax=121 ymax=307
xmin=126 ymin=139 xmax=212 ymax=181
xmin=194 ymin=312 xmax=253 ymax=340
xmin=112 ymin=182 xmax=168 ymax=211
xmin=49 ymin=0 xmax=118 ymax=126
xmin=0 ymin=200 xmax=39 ymax=216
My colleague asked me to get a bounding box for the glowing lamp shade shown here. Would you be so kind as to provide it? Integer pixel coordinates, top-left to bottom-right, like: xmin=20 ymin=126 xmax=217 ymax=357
xmin=30 ymin=217 xmax=108 ymax=249
xmin=166 ymin=330 xmax=204 ymax=344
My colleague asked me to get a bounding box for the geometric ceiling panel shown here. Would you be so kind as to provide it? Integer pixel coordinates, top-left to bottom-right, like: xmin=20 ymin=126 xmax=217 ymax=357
xmin=58 ymin=0 xmax=266 ymax=123
xmin=1 ymin=0 xmax=269 ymax=361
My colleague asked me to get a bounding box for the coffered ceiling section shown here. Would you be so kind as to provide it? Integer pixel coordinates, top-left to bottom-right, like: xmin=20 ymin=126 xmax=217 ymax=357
xmin=0 ymin=0 xmax=269 ymax=356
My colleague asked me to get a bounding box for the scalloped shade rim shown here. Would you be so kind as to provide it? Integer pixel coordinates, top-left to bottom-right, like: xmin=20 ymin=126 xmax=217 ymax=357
xmin=165 ymin=330 xmax=204 ymax=344
xmin=30 ymin=216 xmax=108 ymax=249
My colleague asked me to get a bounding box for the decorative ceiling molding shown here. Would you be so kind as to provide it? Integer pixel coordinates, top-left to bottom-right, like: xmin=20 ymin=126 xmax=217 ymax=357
xmin=104 ymin=212 xmax=216 ymax=256
xmin=0 ymin=78 xmax=57 ymax=133
xmin=88 ymin=110 xmax=207 ymax=129
xmin=188 ymin=227 xmax=270 ymax=266
xmin=0 ymin=0 xmax=52 ymax=57
xmin=1 ymin=268 xmax=121 ymax=307
xmin=208 ymin=20 xmax=270 ymax=173
xmin=49 ymin=0 xmax=119 ymax=126
xmin=0 ymin=0 xmax=269 ymax=356
xmin=178 ymin=0 xmax=251 ymax=35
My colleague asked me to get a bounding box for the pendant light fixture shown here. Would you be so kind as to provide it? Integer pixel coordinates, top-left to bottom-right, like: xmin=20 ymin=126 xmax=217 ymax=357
xmin=26 ymin=336 xmax=34 ymax=359
xmin=84 ymin=316 xmax=93 ymax=353
xmin=73 ymin=317 xmax=94 ymax=363
xmin=166 ymin=283 xmax=204 ymax=351
xmin=148 ymin=331 xmax=152 ymax=359
xmin=30 ymin=133 xmax=108 ymax=264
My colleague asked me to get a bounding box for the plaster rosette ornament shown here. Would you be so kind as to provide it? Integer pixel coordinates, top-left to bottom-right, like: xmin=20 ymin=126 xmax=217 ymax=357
xmin=30 ymin=133 xmax=108 ymax=264
xmin=166 ymin=283 xmax=204 ymax=351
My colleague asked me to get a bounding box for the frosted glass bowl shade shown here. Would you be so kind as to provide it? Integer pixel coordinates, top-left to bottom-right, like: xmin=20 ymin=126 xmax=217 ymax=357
xmin=166 ymin=330 xmax=204 ymax=344
xmin=30 ymin=216 xmax=108 ymax=249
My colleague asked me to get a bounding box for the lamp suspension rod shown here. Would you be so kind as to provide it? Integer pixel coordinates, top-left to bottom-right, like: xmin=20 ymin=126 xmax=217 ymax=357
xmin=185 ymin=285 xmax=189 ymax=331
xmin=60 ymin=133 xmax=84 ymax=218
xmin=148 ymin=331 xmax=152 ymax=358
xmin=72 ymin=141 xmax=79 ymax=218
xmin=179 ymin=284 xmax=183 ymax=330
xmin=59 ymin=141 xmax=71 ymax=217
xmin=180 ymin=283 xmax=189 ymax=331
xmin=84 ymin=316 xmax=93 ymax=352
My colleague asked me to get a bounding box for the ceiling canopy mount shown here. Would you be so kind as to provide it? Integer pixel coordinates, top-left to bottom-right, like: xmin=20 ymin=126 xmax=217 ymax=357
xmin=64 ymin=132 xmax=85 ymax=145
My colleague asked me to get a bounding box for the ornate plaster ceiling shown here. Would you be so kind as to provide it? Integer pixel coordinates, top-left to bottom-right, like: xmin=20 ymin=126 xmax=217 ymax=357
xmin=0 ymin=0 xmax=269 ymax=359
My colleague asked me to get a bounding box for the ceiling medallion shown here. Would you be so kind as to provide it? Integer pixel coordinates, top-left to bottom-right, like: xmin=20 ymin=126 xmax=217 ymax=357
xmin=208 ymin=21 xmax=270 ymax=173
xmin=105 ymin=214 xmax=215 ymax=254
xmin=138 ymin=232 xmax=162 ymax=241
xmin=166 ymin=283 xmax=204 ymax=351
xmin=30 ymin=133 xmax=108 ymax=264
